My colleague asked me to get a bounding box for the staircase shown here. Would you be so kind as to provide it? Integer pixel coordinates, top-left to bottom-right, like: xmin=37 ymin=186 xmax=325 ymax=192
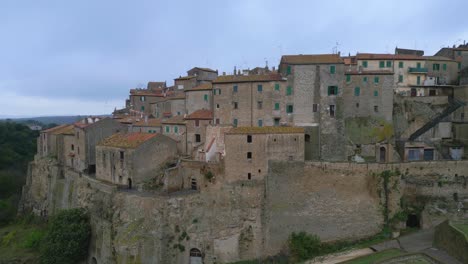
xmin=409 ymin=97 xmax=466 ymax=141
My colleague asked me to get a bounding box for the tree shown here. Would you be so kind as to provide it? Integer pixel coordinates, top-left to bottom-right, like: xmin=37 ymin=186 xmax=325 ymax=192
xmin=40 ymin=208 xmax=91 ymax=264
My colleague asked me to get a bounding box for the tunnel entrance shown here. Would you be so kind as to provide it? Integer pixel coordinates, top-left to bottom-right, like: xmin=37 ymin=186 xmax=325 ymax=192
xmin=406 ymin=214 xmax=420 ymax=228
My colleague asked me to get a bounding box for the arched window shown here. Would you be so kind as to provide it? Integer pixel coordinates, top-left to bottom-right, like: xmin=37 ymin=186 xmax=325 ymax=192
xmin=190 ymin=248 xmax=203 ymax=264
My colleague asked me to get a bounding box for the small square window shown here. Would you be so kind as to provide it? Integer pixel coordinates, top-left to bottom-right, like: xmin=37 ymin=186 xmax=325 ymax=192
xmin=247 ymin=152 xmax=252 ymax=159
xmin=233 ymin=85 xmax=238 ymax=93
xmin=374 ymin=77 xmax=379 ymax=84
xmin=379 ymin=61 xmax=385 ymax=68
xmin=374 ymin=90 xmax=379 ymax=96
xmin=195 ymin=134 xmax=201 ymax=143
xmin=328 ymin=86 xmax=338 ymax=95
xmin=286 ymin=104 xmax=294 ymax=113
xmin=233 ymin=102 xmax=238 ymax=109
xmin=386 ymin=61 xmax=392 ymax=67
xmin=204 ymin=94 xmax=208 ymax=101
xmin=398 ymin=61 xmax=404 ymax=68
xmin=374 ymin=105 xmax=379 ymax=112
xmin=362 ymin=61 xmax=368 ymax=68
xmin=257 ymin=85 xmax=263 ymax=92
xmin=257 ymin=101 xmax=263 ymax=109
xmin=363 ymin=76 xmax=368 ymax=83
xmin=274 ymin=102 xmax=280 ymax=110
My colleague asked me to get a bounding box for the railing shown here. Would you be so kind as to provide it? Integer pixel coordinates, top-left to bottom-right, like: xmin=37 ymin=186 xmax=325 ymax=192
xmin=408 ymin=67 xmax=428 ymax=73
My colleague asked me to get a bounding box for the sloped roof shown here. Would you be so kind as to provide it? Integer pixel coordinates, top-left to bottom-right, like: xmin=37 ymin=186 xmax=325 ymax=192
xmin=280 ymin=54 xmax=343 ymax=65
xmin=51 ymin=125 xmax=75 ymax=135
xmin=41 ymin=124 xmax=69 ymax=133
xmin=423 ymin=56 xmax=456 ymax=62
xmin=174 ymin=75 xmax=197 ymax=81
xmin=185 ymin=109 xmax=213 ymax=120
xmin=190 ymin=67 xmax=217 ymax=73
xmin=161 ymin=115 xmax=186 ymax=125
xmin=395 ymin=48 xmax=424 ymax=56
xmin=130 ymin=89 xmax=164 ymax=97
xmin=345 ymin=70 xmax=394 ymax=75
xmin=185 ymin=82 xmax=212 ymax=91
xmin=98 ymin=132 xmax=157 ymax=149
xmin=147 ymin=81 xmax=166 ymax=90
xmin=134 ymin=118 xmax=162 ymax=127
xmin=356 ymin=53 xmax=422 ymax=60
xmin=213 ymin=73 xmax=284 ymax=84
xmin=226 ymin=126 xmax=304 ymax=134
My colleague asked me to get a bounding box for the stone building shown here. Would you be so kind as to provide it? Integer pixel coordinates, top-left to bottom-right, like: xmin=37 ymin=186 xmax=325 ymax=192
xmin=128 ymin=89 xmax=165 ymax=115
xmin=52 ymin=125 xmax=76 ymax=168
xmin=184 ymin=83 xmax=213 ymax=115
xmin=279 ymin=54 xmax=345 ymax=161
xmin=130 ymin=118 xmax=162 ymax=133
xmin=147 ymin=81 xmax=167 ymax=91
xmin=96 ymin=133 xmax=177 ymax=187
xmin=187 ymin=67 xmax=218 ymax=82
xmin=435 ymin=44 xmax=468 ymax=81
xmin=72 ymin=117 xmax=124 ymax=174
xmin=162 ymin=115 xmax=187 ymax=155
xmin=184 ymin=109 xmax=213 ymax=159
xmin=151 ymin=93 xmax=186 ymax=119
xmin=37 ymin=124 xmax=69 ymax=158
xmin=224 ymin=126 xmax=304 ymax=182
xmin=212 ymin=73 xmax=288 ymax=127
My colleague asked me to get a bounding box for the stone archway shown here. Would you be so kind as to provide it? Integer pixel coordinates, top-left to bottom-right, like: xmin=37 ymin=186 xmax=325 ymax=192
xmin=189 ymin=248 xmax=203 ymax=264
xmin=406 ymin=214 xmax=420 ymax=228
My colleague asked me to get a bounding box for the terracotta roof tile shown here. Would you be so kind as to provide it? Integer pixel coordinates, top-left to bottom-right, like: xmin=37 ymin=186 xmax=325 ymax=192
xmin=41 ymin=124 xmax=69 ymax=133
xmin=356 ymin=53 xmax=422 ymax=60
xmin=130 ymin=89 xmax=164 ymax=97
xmin=161 ymin=115 xmax=186 ymax=125
xmin=281 ymin=54 xmax=343 ymax=65
xmin=226 ymin=126 xmax=304 ymax=134
xmin=185 ymin=82 xmax=212 ymax=91
xmin=147 ymin=82 xmax=166 ymax=90
xmin=185 ymin=109 xmax=213 ymax=120
xmin=191 ymin=67 xmax=217 ymax=73
xmin=174 ymin=75 xmax=197 ymax=81
xmin=51 ymin=125 xmax=75 ymax=135
xmin=423 ymin=56 xmax=456 ymax=62
xmin=98 ymin=132 xmax=157 ymax=149
xmin=213 ymin=73 xmax=284 ymax=84
xmin=134 ymin=118 xmax=162 ymax=127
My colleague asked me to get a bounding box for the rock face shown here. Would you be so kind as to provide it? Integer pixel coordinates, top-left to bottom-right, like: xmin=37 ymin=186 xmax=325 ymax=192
xmin=21 ymin=157 xmax=468 ymax=264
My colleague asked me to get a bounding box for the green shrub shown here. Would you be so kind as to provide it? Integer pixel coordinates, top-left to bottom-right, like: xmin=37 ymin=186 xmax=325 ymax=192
xmin=288 ymin=232 xmax=322 ymax=262
xmin=40 ymin=208 xmax=91 ymax=264
xmin=204 ymin=171 xmax=214 ymax=181
xmin=1 ymin=230 xmax=16 ymax=247
xmin=22 ymin=229 xmax=45 ymax=249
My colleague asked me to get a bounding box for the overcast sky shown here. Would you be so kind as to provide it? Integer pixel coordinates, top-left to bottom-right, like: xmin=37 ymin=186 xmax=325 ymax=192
xmin=1 ymin=0 xmax=467 ymax=117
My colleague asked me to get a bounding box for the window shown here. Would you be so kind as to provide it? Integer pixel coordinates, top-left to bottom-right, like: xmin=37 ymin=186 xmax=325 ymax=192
xmin=443 ymin=63 xmax=447 ymax=71
xmin=313 ymin=104 xmax=318 ymax=112
xmin=374 ymin=76 xmax=379 ymax=84
xmin=195 ymin=134 xmax=201 ymax=143
xmin=165 ymin=126 xmax=170 ymax=133
xmin=354 ymin=87 xmax=360 ymax=96
xmin=328 ymin=86 xmax=338 ymax=95
xmin=216 ymin=118 xmax=220 ymax=125
xmin=374 ymin=90 xmax=378 ymax=96
xmin=216 ymin=104 xmax=219 ymax=109
xmin=274 ymin=102 xmax=280 ymax=110
xmin=233 ymin=102 xmax=238 ymax=109
xmin=71 ymin=144 xmax=74 ymax=151
xmin=174 ymin=126 xmax=179 ymax=134
xmin=247 ymin=135 xmax=252 ymax=143
xmin=399 ymin=75 xmax=403 ymax=83
xmin=363 ymin=76 xmax=368 ymax=83
xmin=330 ymin=65 xmax=336 ymax=74
xmin=346 ymin=75 xmax=351 ymax=83
xmin=247 ymin=152 xmax=252 ymax=159
xmin=386 ymin=61 xmax=392 ymax=67
xmin=408 ymin=149 xmax=420 ymax=161
xmin=77 ymin=147 xmax=80 ymax=154
xmin=286 ymin=65 xmax=291 ymax=75
xmin=258 ymin=119 xmax=263 ymax=127
xmin=120 ymin=151 xmax=124 ymax=160
xmin=257 ymin=85 xmax=263 ymax=92
xmin=204 ymin=94 xmax=208 ymax=101
xmin=233 ymin=85 xmax=238 ymax=93
xmin=374 ymin=105 xmax=379 ymax=112
xmin=433 ymin=63 xmax=440 ymax=71
xmin=329 ymin=105 xmax=335 ymax=117
xmin=458 ymin=62 xmax=462 ymax=70
xmin=417 ymin=76 xmax=421 ymax=85
xmin=457 ymin=51 xmax=462 ymax=56
xmin=356 ymin=103 xmax=360 ymax=108
xmin=275 ymin=83 xmax=280 ymax=91
xmin=362 ymin=61 xmax=368 ymax=68
xmin=286 ymin=104 xmax=294 ymax=113
xmin=177 ymin=111 xmax=181 ymax=115
xmin=141 ymin=106 xmax=145 ymax=111
xmin=248 ymin=173 xmax=252 ymax=180
xmin=257 ymin=101 xmax=263 ymax=109
xmin=274 ymin=118 xmax=280 ymax=126
xmin=417 ymin=62 xmax=421 ymax=68
xmin=286 ymin=86 xmax=292 ymax=95
xmin=140 ymin=96 xmax=145 ymax=102
xmin=399 ymin=61 xmax=404 ymax=68
xmin=195 ymin=120 xmax=199 ymax=127
xmin=379 ymin=61 xmax=385 ymax=68
xmin=233 ymin=119 xmax=238 ymax=127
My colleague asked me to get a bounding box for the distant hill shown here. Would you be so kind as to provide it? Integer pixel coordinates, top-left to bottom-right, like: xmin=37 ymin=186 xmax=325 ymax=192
xmin=0 ymin=115 xmax=110 ymax=125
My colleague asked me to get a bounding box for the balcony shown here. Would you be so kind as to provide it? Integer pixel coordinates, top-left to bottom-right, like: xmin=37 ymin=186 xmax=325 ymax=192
xmin=408 ymin=67 xmax=428 ymax=74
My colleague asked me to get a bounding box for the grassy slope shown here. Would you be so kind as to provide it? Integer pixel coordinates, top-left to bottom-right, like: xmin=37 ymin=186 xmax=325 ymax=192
xmin=452 ymin=223 xmax=468 ymax=239
xmin=0 ymin=223 xmax=43 ymax=263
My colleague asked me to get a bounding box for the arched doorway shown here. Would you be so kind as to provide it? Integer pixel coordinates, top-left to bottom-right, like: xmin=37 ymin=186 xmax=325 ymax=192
xmin=91 ymin=257 xmax=98 ymax=264
xmin=128 ymin=178 xmax=132 ymax=189
xmin=406 ymin=214 xmax=420 ymax=228
xmin=189 ymin=248 xmax=203 ymax=264
xmin=379 ymin=146 xmax=386 ymax=162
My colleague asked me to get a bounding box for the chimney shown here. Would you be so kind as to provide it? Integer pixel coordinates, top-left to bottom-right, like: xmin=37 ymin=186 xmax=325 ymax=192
xmin=272 ymin=66 xmax=276 ymax=72
xmin=238 ymin=69 xmax=241 ymax=75
xmin=223 ymin=72 xmax=226 ymax=76
xmin=234 ymin=66 xmax=237 ymax=75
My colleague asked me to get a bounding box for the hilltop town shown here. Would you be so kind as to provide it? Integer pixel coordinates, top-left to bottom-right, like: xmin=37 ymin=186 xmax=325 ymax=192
xmin=21 ymin=45 xmax=468 ymax=263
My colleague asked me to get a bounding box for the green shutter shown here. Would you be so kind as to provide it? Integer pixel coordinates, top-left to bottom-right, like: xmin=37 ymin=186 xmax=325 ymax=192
xmin=258 ymin=120 xmax=263 ymax=127
xmin=417 ymin=76 xmax=421 ymax=85
xmin=257 ymin=85 xmax=262 ymax=92
xmin=354 ymin=87 xmax=360 ymax=96
xmin=399 ymin=62 xmax=404 ymax=68
xmin=374 ymin=90 xmax=378 ymax=96
xmin=286 ymin=86 xmax=292 ymax=95
xmin=417 ymin=62 xmax=421 ymax=68
xmin=458 ymin=62 xmax=462 ymax=70
xmin=286 ymin=65 xmax=291 ymax=75
xmin=330 ymin=65 xmax=336 ymax=74
xmin=363 ymin=76 xmax=368 ymax=83
xmin=386 ymin=61 xmax=392 ymax=67
xmin=443 ymin=64 xmax=447 ymax=71
xmin=233 ymin=119 xmax=238 ymax=127
xmin=374 ymin=77 xmax=379 ymax=84
xmin=141 ymin=106 xmax=145 ymax=111
xmin=174 ymin=126 xmax=178 ymax=133
xmin=399 ymin=75 xmax=403 ymax=82
xmin=363 ymin=61 xmax=368 ymax=68
xmin=204 ymin=94 xmax=208 ymax=101
xmin=379 ymin=61 xmax=385 ymax=68
xmin=165 ymin=126 xmax=169 ymax=133
xmin=274 ymin=102 xmax=280 ymax=110
xmin=275 ymin=83 xmax=280 ymax=91
xmin=346 ymin=75 xmax=351 ymax=83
